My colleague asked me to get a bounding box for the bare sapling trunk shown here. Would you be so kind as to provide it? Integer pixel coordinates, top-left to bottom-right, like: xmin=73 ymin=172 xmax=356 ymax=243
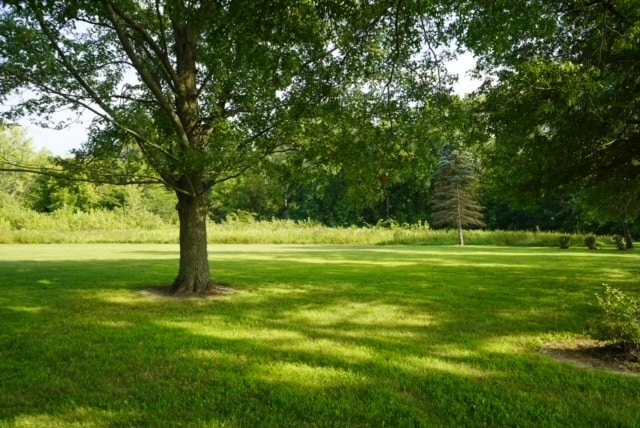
xmin=171 ymin=191 xmax=214 ymax=294
xmin=456 ymin=185 xmax=465 ymax=246
xmin=457 ymin=219 xmax=465 ymax=246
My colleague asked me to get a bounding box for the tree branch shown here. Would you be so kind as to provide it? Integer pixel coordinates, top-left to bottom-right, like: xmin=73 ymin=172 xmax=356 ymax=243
xmin=5 ymin=66 xmax=183 ymax=166
xmin=155 ymin=0 xmax=170 ymax=64
xmin=0 ymin=162 xmax=162 ymax=186
xmin=108 ymin=1 xmax=180 ymax=91
xmin=105 ymin=1 xmax=190 ymax=150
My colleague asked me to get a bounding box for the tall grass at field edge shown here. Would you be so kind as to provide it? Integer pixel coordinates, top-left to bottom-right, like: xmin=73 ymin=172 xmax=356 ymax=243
xmin=388 ymin=229 xmax=595 ymax=247
xmin=0 ymin=217 xmax=612 ymax=247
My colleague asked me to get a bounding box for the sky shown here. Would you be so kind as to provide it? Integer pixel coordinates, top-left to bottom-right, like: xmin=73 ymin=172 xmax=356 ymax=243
xmin=20 ymin=53 xmax=480 ymax=157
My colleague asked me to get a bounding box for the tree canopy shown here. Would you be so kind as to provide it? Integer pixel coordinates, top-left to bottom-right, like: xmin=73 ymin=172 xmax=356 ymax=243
xmin=459 ymin=1 xmax=640 ymax=216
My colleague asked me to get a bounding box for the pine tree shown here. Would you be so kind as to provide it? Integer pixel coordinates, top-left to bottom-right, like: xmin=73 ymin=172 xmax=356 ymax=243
xmin=430 ymin=145 xmax=485 ymax=246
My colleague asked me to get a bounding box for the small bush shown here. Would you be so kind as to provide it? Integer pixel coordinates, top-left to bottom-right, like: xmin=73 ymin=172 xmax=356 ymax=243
xmin=225 ymin=210 xmax=258 ymax=224
xmin=613 ymin=235 xmax=626 ymax=250
xmin=584 ymin=235 xmax=597 ymax=250
xmin=559 ymin=235 xmax=571 ymax=249
xmin=589 ymin=285 xmax=640 ymax=352
xmin=0 ymin=217 xmax=12 ymax=231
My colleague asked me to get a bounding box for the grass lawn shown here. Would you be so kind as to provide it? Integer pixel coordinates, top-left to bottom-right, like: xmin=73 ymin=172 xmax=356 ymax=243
xmin=1 ymin=244 xmax=639 ymax=427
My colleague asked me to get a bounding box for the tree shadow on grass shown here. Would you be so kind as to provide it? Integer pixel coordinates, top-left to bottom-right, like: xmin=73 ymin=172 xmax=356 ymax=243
xmin=1 ymin=247 xmax=640 ymax=426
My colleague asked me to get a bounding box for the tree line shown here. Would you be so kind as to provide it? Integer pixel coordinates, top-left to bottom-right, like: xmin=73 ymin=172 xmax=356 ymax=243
xmin=1 ymin=120 xmax=633 ymax=240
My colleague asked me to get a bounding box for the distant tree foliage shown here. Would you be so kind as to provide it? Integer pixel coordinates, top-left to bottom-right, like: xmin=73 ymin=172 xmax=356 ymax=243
xmin=0 ymin=125 xmax=51 ymax=201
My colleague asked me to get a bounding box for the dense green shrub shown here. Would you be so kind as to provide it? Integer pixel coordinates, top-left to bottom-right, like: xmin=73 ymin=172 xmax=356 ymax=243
xmin=0 ymin=194 xmax=166 ymax=233
xmin=613 ymin=235 xmax=626 ymax=250
xmin=0 ymin=217 xmax=11 ymax=231
xmin=559 ymin=235 xmax=571 ymax=249
xmin=584 ymin=235 xmax=597 ymax=250
xmin=589 ymin=285 xmax=640 ymax=352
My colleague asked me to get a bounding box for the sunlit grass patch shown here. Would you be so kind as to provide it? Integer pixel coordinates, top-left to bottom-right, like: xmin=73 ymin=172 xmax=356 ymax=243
xmin=10 ymin=406 xmax=140 ymax=428
xmin=397 ymin=354 xmax=501 ymax=378
xmin=255 ymin=361 xmax=365 ymax=389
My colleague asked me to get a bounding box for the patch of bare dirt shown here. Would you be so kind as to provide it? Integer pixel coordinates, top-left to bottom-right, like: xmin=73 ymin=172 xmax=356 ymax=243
xmin=140 ymin=284 xmax=237 ymax=300
xmin=543 ymin=339 xmax=640 ymax=376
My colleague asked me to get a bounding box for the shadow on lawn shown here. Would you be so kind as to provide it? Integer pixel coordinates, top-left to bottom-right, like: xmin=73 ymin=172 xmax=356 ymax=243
xmin=1 ymin=248 xmax=640 ymax=427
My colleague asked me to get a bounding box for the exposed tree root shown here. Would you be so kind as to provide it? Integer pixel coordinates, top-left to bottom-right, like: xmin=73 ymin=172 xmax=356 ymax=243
xmin=140 ymin=284 xmax=237 ymax=300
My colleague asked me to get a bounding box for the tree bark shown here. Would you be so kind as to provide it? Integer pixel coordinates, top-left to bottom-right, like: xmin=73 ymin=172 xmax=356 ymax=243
xmin=171 ymin=191 xmax=214 ymax=294
xmin=622 ymin=220 xmax=634 ymax=249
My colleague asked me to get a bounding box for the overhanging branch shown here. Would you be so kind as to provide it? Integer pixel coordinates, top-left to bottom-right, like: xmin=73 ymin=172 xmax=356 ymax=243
xmin=0 ymin=162 xmax=162 ymax=186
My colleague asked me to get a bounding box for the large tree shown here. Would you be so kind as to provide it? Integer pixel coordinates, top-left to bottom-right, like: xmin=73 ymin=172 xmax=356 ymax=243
xmin=0 ymin=1 xmax=449 ymax=293
xmin=453 ymin=1 xmax=640 ymax=233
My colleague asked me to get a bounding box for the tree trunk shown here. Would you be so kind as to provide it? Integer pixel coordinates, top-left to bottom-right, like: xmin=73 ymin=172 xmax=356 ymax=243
xmin=456 ymin=186 xmax=464 ymax=246
xmin=622 ymin=220 xmax=634 ymax=249
xmin=171 ymin=191 xmax=214 ymax=294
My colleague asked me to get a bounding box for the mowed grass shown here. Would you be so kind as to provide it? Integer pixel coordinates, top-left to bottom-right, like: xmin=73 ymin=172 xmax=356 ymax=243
xmin=1 ymin=244 xmax=639 ymax=427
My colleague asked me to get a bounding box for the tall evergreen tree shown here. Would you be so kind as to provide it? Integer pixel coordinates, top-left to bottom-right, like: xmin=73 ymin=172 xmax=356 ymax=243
xmin=430 ymin=144 xmax=484 ymax=246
